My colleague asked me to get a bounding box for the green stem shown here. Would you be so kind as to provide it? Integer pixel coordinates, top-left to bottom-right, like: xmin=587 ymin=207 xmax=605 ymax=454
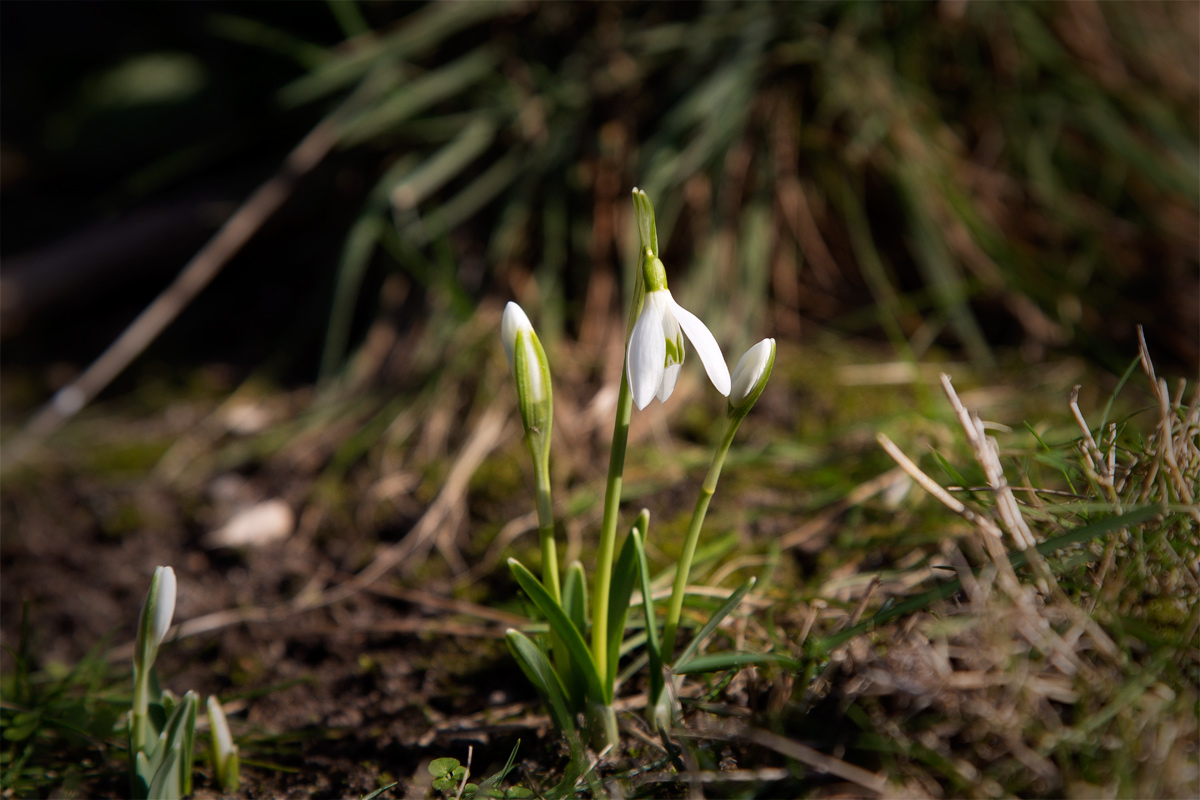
xmin=533 ymin=452 xmax=561 ymax=604
xmin=591 ymin=365 xmax=633 ymax=683
xmin=661 ymin=416 xmax=740 ymax=658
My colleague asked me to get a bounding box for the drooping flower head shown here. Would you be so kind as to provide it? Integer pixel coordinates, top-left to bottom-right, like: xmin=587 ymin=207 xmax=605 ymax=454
xmin=626 ymin=249 xmax=730 ymax=410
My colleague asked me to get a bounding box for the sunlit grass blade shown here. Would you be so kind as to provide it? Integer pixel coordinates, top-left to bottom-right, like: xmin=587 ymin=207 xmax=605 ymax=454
xmin=505 ymin=630 xmax=575 ymax=736
xmin=673 ymin=577 xmax=756 ymax=668
xmin=508 ymin=559 xmax=604 ymax=704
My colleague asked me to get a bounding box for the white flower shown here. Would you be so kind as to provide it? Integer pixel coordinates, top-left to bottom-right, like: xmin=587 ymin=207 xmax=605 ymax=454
xmin=729 ymin=338 xmax=776 ymax=414
xmin=627 ymin=289 xmax=730 ymax=410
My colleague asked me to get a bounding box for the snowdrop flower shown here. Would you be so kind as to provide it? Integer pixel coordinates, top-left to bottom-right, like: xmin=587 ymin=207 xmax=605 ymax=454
xmin=501 ymin=301 xmax=552 ymax=438
xmin=728 ymin=338 xmax=776 ymax=418
xmin=627 ymin=250 xmax=730 ymax=410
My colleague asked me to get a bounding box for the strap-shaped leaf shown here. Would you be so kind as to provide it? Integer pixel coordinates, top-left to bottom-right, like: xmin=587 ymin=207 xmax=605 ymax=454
xmin=673 ymin=577 xmax=756 ymax=668
xmin=178 ymin=691 xmax=197 ymax=797
xmin=606 ymin=510 xmax=648 ymax=695
xmin=675 ymin=650 xmax=800 ymax=675
xmin=631 ymin=528 xmax=664 ymax=706
xmin=506 ymin=630 xmax=575 ymax=735
xmin=508 ymin=559 xmax=605 ymax=704
xmin=562 ymin=561 xmax=588 ymax=639
xmin=558 ymin=561 xmax=590 ymax=710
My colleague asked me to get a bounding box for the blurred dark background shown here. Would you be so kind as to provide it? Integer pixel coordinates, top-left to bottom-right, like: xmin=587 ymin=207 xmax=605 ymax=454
xmin=2 ymin=1 xmax=1197 ymax=419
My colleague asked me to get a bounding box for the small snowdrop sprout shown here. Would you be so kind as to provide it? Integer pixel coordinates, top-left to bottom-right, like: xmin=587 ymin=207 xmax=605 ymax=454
xmin=207 ymin=696 xmax=240 ymax=793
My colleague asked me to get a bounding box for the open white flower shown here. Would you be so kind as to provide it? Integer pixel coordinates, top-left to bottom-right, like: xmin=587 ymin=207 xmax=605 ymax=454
xmin=627 ymin=288 xmax=730 ymax=410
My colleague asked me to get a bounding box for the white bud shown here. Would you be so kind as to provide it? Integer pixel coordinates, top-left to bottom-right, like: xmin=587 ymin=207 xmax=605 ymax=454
xmin=150 ymin=566 xmax=177 ymax=649
xmin=729 ymin=339 xmax=776 ymax=414
xmin=501 ymin=301 xmax=532 ymax=370
xmin=501 ymin=301 xmax=552 ymax=442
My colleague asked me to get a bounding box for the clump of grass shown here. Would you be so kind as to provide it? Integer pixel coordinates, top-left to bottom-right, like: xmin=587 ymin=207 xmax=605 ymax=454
xmin=810 ymin=329 xmax=1199 ymax=797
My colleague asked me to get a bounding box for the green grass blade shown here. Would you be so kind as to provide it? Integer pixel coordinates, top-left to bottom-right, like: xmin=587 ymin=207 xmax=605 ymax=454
xmin=508 ymin=559 xmax=605 ymax=704
xmin=338 ymin=48 xmax=496 ymax=145
xmin=673 ymin=577 xmax=756 ymax=668
xmin=674 ymin=650 xmax=800 ymax=675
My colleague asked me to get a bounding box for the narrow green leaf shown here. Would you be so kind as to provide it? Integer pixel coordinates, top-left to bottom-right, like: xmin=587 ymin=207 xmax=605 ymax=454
xmin=674 ymin=650 xmax=800 ymax=674
xmin=673 ymin=577 xmax=756 ymax=668
xmin=562 ymin=561 xmax=588 ymax=638
xmin=606 ymin=510 xmax=648 ymax=695
xmin=146 ymin=749 xmax=180 ymax=800
xmin=505 ymin=630 xmax=575 ymax=735
xmin=359 ymin=781 xmax=398 ymax=800
xmin=631 ymin=529 xmax=664 ymax=704
xmin=508 ymin=560 xmax=605 ymax=704
xmin=178 ymin=691 xmax=197 ymax=797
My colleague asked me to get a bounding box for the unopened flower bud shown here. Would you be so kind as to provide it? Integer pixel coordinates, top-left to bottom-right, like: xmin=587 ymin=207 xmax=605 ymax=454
xmin=136 ymin=566 xmax=176 ymax=667
xmin=728 ymin=338 xmax=775 ymax=418
xmin=501 ymin=302 xmax=553 ymax=442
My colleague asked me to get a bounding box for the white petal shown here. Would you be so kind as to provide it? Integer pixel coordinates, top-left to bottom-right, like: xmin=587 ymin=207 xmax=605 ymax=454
xmin=501 ymin=302 xmax=532 ymax=369
xmin=657 ymin=362 xmax=681 ymax=403
xmin=730 ymin=338 xmax=775 ymax=404
xmin=151 ymin=566 xmax=177 ymax=648
xmin=627 ymin=296 xmax=666 ymax=410
xmin=668 ymin=298 xmax=730 ymax=396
